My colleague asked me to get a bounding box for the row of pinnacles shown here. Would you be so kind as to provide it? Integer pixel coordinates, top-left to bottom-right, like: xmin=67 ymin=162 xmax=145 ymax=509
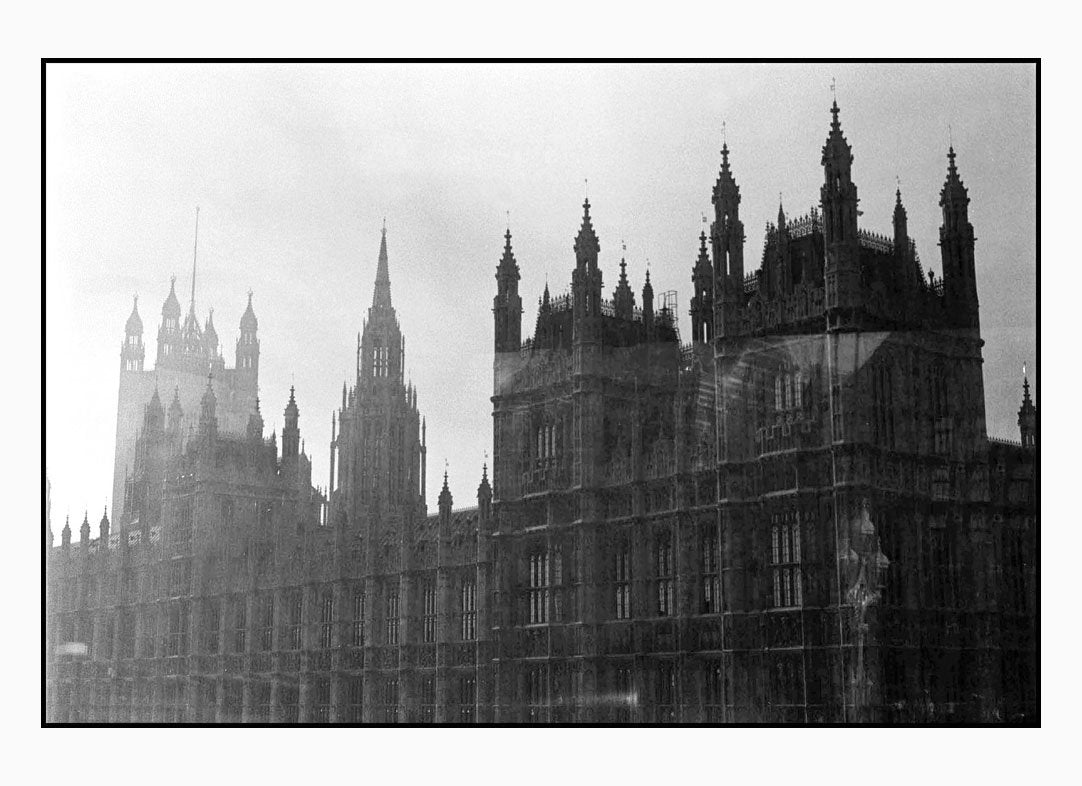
xmin=121 ymin=277 xmax=259 ymax=375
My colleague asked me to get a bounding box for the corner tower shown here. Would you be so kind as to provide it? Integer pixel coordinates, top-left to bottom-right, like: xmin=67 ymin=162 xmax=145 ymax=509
xmin=821 ymin=100 xmax=861 ymax=321
xmin=332 ymin=224 xmax=426 ymax=531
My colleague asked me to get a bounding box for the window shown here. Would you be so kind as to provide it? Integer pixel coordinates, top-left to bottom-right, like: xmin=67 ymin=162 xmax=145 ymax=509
xmin=287 ymin=591 xmax=303 ymax=650
xmin=168 ymin=559 xmax=190 ymax=597
xmin=526 ymin=665 xmax=548 ymax=723
xmin=702 ymin=527 xmax=720 ymax=614
xmin=319 ymin=593 xmax=334 ymax=649
xmin=279 ymin=685 xmax=299 ymax=724
xmin=141 ymin=610 xmax=156 ymax=658
xmin=233 ymin=596 xmax=247 ymax=653
xmin=420 ymin=674 xmax=436 ymax=723
xmin=423 ymin=583 xmax=437 ymax=643
xmin=257 ymin=595 xmax=274 ymax=651
xmin=528 ymin=550 xmax=550 ymax=624
xmin=203 ymin=598 xmax=220 ymax=654
xmin=381 ymin=678 xmax=399 ymax=723
xmin=704 ymin=660 xmax=723 ymax=722
xmin=386 ymin=591 xmax=399 ymax=645
xmin=164 ymin=601 xmax=189 ymax=657
xmin=461 ymin=580 xmax=476 ymax=641
xmin=101 ymin=614 xmax=115 ymax=660
xmin=119 ymin=610 xmax=135 ymax=659
xmin=347 ymin=677 xmax=364 ymax=723
xmin=655 ymin=533 xmax=674 ymax=616
xmin=872 ymin=365 xmax=895 ymax=448
xmin=931 ymin=369 xmax=952 ymax=455
xmin=372 ymin=345 xmax=389 ymax=378
xmin=613 ymin=666 xmax=632 ymax=723
xmin=252 ymin=682 xmax=271 ymax=723
xmin=458 ymin=675 xmax=476 ymax=723
xmin=312 ymin=677 xmax=331 ymax=723
xmin=351 ymin=591 xmax=365 ymax=647
xmin=771 ymin=512 xmax=803 ymax=608
xmin=655 ymin=662 xmax=677 ymax=723
xmin=614 ymin=541 xmax=631 ymax=620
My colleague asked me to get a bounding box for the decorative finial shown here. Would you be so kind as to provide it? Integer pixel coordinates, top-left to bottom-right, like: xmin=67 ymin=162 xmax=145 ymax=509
xmin=382 ymin=217 xmax=387 ymax=234
xmin=948 ymin=123 xmax=953 ymax=150
xmin=584 ymin=177 xmax=588 ymax=200
xmin=506 ymin=209 xmax=510 ymax=232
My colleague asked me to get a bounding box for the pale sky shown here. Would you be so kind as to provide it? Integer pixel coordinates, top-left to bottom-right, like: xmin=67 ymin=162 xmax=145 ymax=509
xmin=44 ymin=62 xmax=1037 ymax=529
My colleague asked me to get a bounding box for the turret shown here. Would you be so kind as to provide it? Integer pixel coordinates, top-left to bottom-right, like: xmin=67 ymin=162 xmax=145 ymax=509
xmin=204 ymin=308 xmax=219 ymax=357
xmin=438 ymin=469 xmax=453 ymax=522
xmin=820 ymin=99 xmax=861 ymax=316
xmin=79 ymin=511 xmax=90 ymax=548
xmin=690 ymin=230 xmax=713 ymax=342
xmin=613 ymin=246 xmax=636 ymax=321
xmin=1018 ymin=369 xmax=1037 ymax=450
xmin=99 ymin=507 xmax=110 ymax=543
xmin=121 ymin=295 xmax=145 ymax=372
xmin=237 ymin=291 xmax=259 ymax=374
xmin=571 ymin=198 xmax=603 ymax=341
xmin=642 ymin=268 xmax=655 ymax=336
xmin=939 ymin=146 xmax=980 ymax=330
xmin=157 ymin=277 xmax=182 ymax=364
xmin=711 ymin=141 xmax=745 ymax=284
xmin=893 ymin=187 xmax=917 ymax=289
xmin=144 ymin=388 xmax=164 ymax=433
xmin=494 ymin=228 xmax=523 ymax=353
xmin=282 ymin=386 xmax=300 ymax=460
xmin=199 ymin=376 xmax=218 ymax=440
xmin=247 ymin=397 xmax=264 ymax=441
xmin=477 ymin=462 xmax=492 ymax=521
xmin=167 ymin=387 xmax=184 ymax=433
xmin=61 ymin=516 xmax=71 ymax=550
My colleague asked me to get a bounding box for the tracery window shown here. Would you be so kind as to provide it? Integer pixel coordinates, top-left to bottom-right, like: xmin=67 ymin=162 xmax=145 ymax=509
xmin=655 ymin=533 xmax=674 ymax=616
xmin=771 ymin=512 xmax=803 ymax=608
xmin=461 ymin=580 xmax=476 ymax=641
xmin=614 ymin=540 xmax=631 ymax=620
xmin=423 ymin=582 xmax=437 ymax=643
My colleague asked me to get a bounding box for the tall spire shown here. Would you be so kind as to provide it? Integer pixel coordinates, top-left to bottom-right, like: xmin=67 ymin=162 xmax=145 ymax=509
xmin=574 ymin=198 xmax=600 ymax=263
xmin=373 ymin=221 xmax=392 ymax=310
xmin=190 ymin=206 xmax=200 ymax=309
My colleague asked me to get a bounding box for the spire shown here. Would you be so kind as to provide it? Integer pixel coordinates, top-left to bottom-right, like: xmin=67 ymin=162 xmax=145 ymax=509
xmin=614 ymin=240 xmax=635 ymax=320
xmin=162 ymin=276 xmax=181 ymax=320
xmin=282 ymin=385 xmax=300 ymax=459
xmin=126 ymin=295 xmax=143 ymax=335
xmin=477 ymin=459 xmax=492 ymax=516
xmin=144 ymin=387 xmax=164 ymax=432
xmin=1018 ymin=363 xmax=1037 ymax=449
xmin=247 ymin=395 xmax=264 ymax=441
xmin=438 ymin=466 xmax=453 ymax=515
xmin=574 ymin=198 xmax=600 ymax=262
xmin=80 ymin=511 xmax=91 ymax=545
xmin=61 ymin=515 xmax=71 ymax=548
xmin=373 ymin=222 xmax=392 ymax=310
xmin=940 ymin=144 xmax=969 ymax=209
xmin=168 ymin=386 xmax=184 ymax=431
xmin=240 ymin=290 xmax=258 ymax=331
xmin=99 ymin=506 xmax=110 ymax=541
xmin=199 ymin=375 xmax=218 ymax=436
xmin=778 ymin=196 xmax=786 ymax=230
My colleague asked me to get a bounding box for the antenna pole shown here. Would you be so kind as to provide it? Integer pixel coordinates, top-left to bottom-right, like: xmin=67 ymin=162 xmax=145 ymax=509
xmin=191 ymin=206 xmax=200 ymax=308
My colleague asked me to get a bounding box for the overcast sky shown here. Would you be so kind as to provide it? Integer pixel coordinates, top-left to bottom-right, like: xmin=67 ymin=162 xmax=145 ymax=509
xmin=44 ymin=62 xmax=1036 ymax=527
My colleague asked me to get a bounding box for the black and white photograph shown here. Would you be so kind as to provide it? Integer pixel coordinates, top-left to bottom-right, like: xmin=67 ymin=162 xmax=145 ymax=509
xmin=41 ymin=58 xmax=1039 ymax=739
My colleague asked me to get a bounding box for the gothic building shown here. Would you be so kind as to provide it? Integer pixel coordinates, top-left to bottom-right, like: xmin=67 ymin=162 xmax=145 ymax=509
xmin=113 ymin=265 xmax=260 ymax=526
xmin=46 ymin=101 xmax=1037 ymax=724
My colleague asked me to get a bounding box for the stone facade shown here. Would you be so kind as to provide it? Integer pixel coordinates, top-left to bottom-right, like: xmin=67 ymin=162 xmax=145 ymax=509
xmin=45 ymin=101 xmax=1037 ymax=724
